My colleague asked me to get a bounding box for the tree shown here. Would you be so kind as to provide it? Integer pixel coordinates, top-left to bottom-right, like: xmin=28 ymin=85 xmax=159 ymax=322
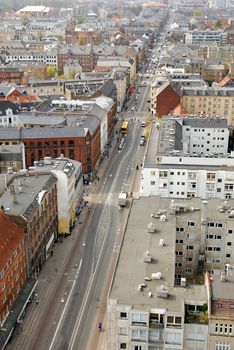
xmin=37 ymin=31 xmax=44 ymax=41
xmin=77 ymin=16 xmax=85 ymax=25
xmin=215 ymin=20 xmax=221 ymax=29
xmin=21 ymin=16 xmax=30 ymax=26
xmin=194 ymin=10 xmax=201 ymax=17
xmin=47 ymin=66 xmax=56 ymax=79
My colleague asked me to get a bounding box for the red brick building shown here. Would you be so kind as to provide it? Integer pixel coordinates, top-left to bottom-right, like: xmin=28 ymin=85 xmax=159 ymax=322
xmin=155 ymin=83 xmax=181 ymax=117
xmin=57 ymin=51 xmax=99 ymax=73
xmin=0 ymin=212 xmax=26 ymax=325
xmin=0 ymin=68 xmax=24 ymax=85
xmin=21 ymin=125 xmax=101 ymax=174
xmin=75 ymin=30 xmax=101 ymax=45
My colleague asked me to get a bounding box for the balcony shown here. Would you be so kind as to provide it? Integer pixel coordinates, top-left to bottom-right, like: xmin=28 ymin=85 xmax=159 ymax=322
xmin=149 ymin=320 xmax=164 ymax=329
xmin=185 ymin=303 xmax=208 ymax=324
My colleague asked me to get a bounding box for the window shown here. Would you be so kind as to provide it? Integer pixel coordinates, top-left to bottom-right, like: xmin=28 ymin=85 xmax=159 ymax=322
xmin=159 ymin=171 xmax=167 ymax=178
xmin=119 ymin=328 xmax=128 ymax=335
xmin=186 ymin=246 xmax=194 ymax=250
xmin=188 ymin=222 xmax=195 ymax=227
xmin=176 ymin=227 xmax=184 ymax=232
xmin=207 ymin=172 xmax=215 ymax=180
xmin=131 ymin=329 xmax=147 ymax=341
xmin=120 ymin=343 xmax=127 ymax=349
xmin=151 ymin=171 xmax=155 ymax=175
xmin=132 ymin=313 xmax=147 ymax=325
xmin=187 ymin=332 xmax=205 ymax=340
xmin=120 ymin=312 xmax=127 ymax=319
xmin=228 ymin=230 xmax=233 ymax=234
xmin=175 ymin=251 xmax=183 ymax=256
xmin=215 ymin=342 xmax=230 ymax=350
xmin=151 ymin=181 xmax=156 ymax=185
xmin=165 ymin=331 xmax=182 ymax=344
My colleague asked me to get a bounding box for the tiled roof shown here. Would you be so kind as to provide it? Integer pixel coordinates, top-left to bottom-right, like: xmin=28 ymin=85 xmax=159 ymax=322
xmin=0 ymin=211 xmax=25 ymax=270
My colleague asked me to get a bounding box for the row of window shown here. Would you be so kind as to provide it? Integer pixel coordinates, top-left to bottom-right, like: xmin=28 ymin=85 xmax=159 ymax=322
xmin=215 ymin=323 xmax=233 ymax=334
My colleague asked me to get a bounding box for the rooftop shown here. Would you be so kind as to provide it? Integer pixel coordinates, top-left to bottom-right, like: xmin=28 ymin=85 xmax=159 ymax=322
xmin=211 ymin=269 xmax=234 ymax=301
xmin=0 ymin=174 xmax=57 ymax=219
xmin=110 ymin=196 xmax=209 ymax=309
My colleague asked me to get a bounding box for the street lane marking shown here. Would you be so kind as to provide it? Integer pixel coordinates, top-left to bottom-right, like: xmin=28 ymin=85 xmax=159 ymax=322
xmin=48 ymin=259 xmax=82 ymax=350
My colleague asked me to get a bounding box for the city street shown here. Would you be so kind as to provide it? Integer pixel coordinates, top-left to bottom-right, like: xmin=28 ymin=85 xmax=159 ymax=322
xmin=8 ymin=83 xmax=149 ymax=350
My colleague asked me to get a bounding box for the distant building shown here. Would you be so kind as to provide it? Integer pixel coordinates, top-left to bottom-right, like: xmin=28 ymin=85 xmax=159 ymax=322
xmin=0 ymin=68 xmax=24 ymax=85
xmin=185 ymin=30 xmax=227 ymax=46
xmin=0 ymin=143 xmax=26 ymax=173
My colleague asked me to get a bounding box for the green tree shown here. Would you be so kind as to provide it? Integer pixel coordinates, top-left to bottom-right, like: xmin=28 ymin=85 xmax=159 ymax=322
xmin=194 ymin=10 xmax=201 ymax=17
xmin=215 ymin=20 xmax=221 ymax=28
xmin=77 ymin=16 xmax=85 ymax=25
xmin=21 ymin=16 xmax=30 ymax=26
xmin=47 ymin=66 xmax=56 ymax=79
xmin=37 ymin=31 xmax=44 ymax=41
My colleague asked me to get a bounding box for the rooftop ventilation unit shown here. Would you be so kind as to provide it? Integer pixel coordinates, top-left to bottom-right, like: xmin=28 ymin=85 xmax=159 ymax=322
xmin=160 ymin=215 xmax=167 ymax=222
xmin=147 ymin=222 xmax=156 ymax=233
xmin=159 ymin=239 xmax=164 ymax=247
xmin=152 ymin=272 xmax=162 ymax=280
xmin=157 ymin=285 xmax=169 ymax=298
xmin=143 ymin=251 xmax=152 ymax=263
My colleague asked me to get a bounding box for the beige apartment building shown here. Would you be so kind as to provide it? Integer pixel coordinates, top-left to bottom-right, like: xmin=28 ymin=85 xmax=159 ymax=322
xmin=181 ymin=87 xmax=234 ymax=125
xmin=107 ymin=196 xmax=234 ymax=350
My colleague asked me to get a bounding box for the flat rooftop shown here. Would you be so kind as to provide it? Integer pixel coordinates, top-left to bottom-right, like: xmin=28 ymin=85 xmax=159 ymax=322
xmin=211 ymin=270 xmax=234 ymax=301
xmin=144 ymin=116 xmax=234 ymax=169
xmin=109 ymin=197 xmax=207 ymax=310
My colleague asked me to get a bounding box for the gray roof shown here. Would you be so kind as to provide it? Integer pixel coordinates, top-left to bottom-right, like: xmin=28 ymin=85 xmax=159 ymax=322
xmin=109 ymin=196 xmax=209 ymax=309
xmin=182 ymin=117 xmax=227 ymax=128
xmin=0 ymin=127 xmax=20 ymax=140
xmin=20 ymin=126 xmax=87 ymax=139
xmin=0 ymin=174 xmax=57 ymax=219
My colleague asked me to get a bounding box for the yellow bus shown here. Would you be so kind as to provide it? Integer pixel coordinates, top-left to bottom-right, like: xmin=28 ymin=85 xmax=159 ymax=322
xmin=121 ymin=120 xmax=129 ymax=134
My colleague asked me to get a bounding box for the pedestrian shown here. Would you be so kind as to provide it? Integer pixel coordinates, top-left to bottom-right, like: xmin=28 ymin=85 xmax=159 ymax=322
xmin=97 ymin=176 xmax=100 ymax=181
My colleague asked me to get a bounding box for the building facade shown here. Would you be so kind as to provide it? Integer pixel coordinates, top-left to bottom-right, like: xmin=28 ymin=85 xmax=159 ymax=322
xmin=0 ymin=174 xmax=58 ymax=276
xmin=0 ymin=212 xmax=26 ymax=326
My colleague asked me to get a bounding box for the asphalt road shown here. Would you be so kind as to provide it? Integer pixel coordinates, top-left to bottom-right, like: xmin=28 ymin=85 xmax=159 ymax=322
xmin=39 ymin=120 xmax=142 ymax=350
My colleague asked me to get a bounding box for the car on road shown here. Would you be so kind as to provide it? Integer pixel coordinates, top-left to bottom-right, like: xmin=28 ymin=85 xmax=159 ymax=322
xmin=118 ymin=138 xmax=125 ymax=150
xmin=141 ymin=121 xmax=146 ymax=127
xmin=131 ymin=106 xmax=135 ymax=112
xmin=140 ymin=139 xmax=145 ymax=146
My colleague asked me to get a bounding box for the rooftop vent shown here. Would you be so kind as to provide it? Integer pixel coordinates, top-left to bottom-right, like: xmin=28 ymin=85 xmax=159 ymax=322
xmin=156 ymin=285 xmax=169 ymax=298
xmin=143 ymin=251 xmax=152 ymax=263
xmin=152 ymin=272 xmax=162 ymax=280
xmin=159 ymin=239 xmax=164 ymax=247
xmin=147 ymin=222 xmax=156 ymax=233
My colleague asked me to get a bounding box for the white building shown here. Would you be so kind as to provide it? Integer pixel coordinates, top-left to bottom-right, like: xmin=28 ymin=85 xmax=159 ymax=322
xmin=182 ymin=117 xmax=229 ymax=156
xmin=0 ymin=108 xmax=19 ymax=127
xmin=141 ymin=116 xmax=234 ymax=199
xmin=107 ymin=196 xmax=234 ymax=350
xmin=185 ymin=29 xmax=227 ymax=46
xmin=5 ymin=52 xmax=58 ymax=68
xmin=30 ymin=156 xmax=83 ymax=235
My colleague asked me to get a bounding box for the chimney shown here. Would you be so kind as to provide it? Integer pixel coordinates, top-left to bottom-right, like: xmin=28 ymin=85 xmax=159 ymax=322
xmin=9 ymin=184 xmax=17 ymax=204
xmin=201 ymin=201 xmax=208 ymax=225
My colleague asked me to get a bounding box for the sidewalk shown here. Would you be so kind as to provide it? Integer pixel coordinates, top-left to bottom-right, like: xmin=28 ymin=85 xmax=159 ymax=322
xmin=97 ymin=315 xmax=108 ymax=350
